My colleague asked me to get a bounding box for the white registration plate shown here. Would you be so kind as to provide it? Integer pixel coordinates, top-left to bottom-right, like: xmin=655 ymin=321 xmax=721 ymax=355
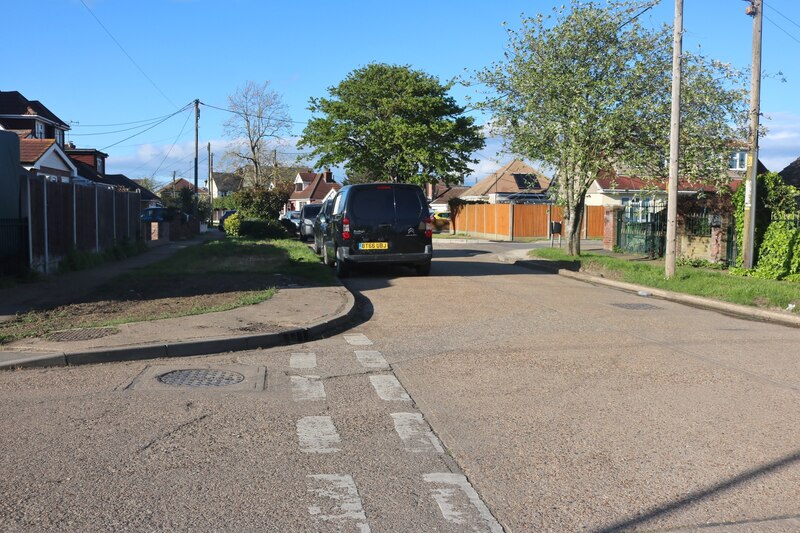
xmin=359 ymin=242 xmax=388 ymax=250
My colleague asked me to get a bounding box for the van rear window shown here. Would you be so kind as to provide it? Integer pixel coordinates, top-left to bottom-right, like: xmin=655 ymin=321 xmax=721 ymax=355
xmin=350 ymin=188 xmax=395 ymax=224
xmin=394 ymin=187 xmax=424 ymax=224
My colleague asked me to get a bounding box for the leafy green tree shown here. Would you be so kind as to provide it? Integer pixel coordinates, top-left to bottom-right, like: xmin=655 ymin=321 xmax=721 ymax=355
xmin=231 ymin=188 xmax=291 ymax=221
xmin=298 ymin=63 xmax=485 ymax=187
xmin=478 ymin=1 xmax=748 ymax=255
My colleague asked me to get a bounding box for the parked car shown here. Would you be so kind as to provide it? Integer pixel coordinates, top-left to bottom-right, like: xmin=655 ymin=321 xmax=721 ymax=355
xmin=313 ymin=198 xmax=334 ymax=255
xmin=218 ymin=209 xmax=237 ymax=232
xmin=141 ymin=206 xmax=185 ymax=223
xmin=319 ymin=183 xmax=433 ymax=277
xmin=281 ymin=211 xmax=301 ymax=234
xmin=433 ymin=212 xmax=450 ymax=221
xmin=298 ymin=203 xmax=323 ymax=242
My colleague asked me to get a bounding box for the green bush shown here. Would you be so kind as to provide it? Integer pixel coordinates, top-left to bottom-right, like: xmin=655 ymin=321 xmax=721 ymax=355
xmin=752 ymin=222 xmax=798 ymax=279
xmin=239 ymin=219 xmax=289 ymax=239
xmin=224 ymin=212 xmax=242 ymax=236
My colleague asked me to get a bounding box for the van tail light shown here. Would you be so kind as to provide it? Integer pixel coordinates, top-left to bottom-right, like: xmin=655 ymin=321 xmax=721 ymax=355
xmin=342 ymin=217 xmax=351 ymax=240
xmin=424 ymin=216 xmax=433 ymax=238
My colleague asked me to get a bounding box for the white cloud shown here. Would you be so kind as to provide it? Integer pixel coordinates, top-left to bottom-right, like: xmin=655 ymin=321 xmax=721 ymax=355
xmin=759 ymin=112 xmax=800 ymax=172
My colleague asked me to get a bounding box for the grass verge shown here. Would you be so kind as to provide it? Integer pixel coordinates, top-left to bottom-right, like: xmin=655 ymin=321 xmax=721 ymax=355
xmin=0 ymin=237 xmax=335 ymax=344
xmin=530 ymin=248 xmax=800 ymax=312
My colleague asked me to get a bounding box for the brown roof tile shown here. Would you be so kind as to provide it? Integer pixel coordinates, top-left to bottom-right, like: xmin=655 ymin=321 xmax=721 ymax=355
xmin=461 ymin=160 xmax=550 ymax=197
xmin=19 ymin=138 xmax=55 ymax=164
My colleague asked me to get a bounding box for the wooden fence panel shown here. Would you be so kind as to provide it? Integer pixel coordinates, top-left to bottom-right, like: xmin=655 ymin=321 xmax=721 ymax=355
xmin=75 ymin=184 xmax=97 ymax=252
xmin=47 ymin=180 xmax=73 ymax=259
xmin=512 ymin=204 xmax=549 ymax=237
xmin=586 ymin=206 xmax=604 ymax=238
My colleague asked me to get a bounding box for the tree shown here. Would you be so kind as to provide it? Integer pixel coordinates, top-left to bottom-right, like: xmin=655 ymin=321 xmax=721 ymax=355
xmin=478 ymin=1 xmax=748 ymax=255
xmin=223 ymin=80 xmax=291 ymax=189
xmin=133 ymin=176 xmax=160 ymax=194
xmin=298 ymin=63 xmax=485 ymax=187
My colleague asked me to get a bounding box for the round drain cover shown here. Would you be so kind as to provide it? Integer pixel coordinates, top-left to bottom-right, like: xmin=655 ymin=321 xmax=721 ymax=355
xmin=158 ymin=369 xmax=245 ymax=387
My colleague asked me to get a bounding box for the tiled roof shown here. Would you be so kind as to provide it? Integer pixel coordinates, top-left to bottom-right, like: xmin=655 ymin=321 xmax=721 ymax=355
xmin=779 ymin=156 xmax=800 ymax=189
xmin=430 ymin=185 xmax=469 ymax=204
xmin=19 ymin=138 xmax=55 ymax=164
xmin=159 ymin=178 xmax=195 ymax=193
xmin=0 ymin=91 xmax=69 ymax=128
xmin=70 ymin=157 xmax=113 ymax=185
xmin=461 ymin=160 xmax=550 ymax=197
xmin=212 ymin=171 xmax=244 ymax=193
xmin=106 ymin=173 xmax=159 ymax=200
xmin=289 ymin=172 xmax=341 ymax=202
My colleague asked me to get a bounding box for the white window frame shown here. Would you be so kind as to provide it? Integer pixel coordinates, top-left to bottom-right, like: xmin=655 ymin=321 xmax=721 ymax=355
xmin=729 ymin=150 xmax=747 ymax=171
xmin=35 ymin=121 xmax=45 ymax=139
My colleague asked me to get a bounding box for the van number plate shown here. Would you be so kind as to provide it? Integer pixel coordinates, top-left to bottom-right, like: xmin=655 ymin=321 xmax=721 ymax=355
xmin=359 ymin=242 xmax=388 ymax=250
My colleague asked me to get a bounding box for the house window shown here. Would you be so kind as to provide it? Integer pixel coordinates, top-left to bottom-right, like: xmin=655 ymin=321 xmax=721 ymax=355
xmin=55 ymin=130 xmax=64 ymax=146
xmin=96 ymin=157 xmax=105 ymax=174
xmin=35 ymin=121 xmax=45 ymax=139
xmin=729 ymin=151 xmax=747 ymax=171
xmin=295 ymin=183 xmax=304 ymax=192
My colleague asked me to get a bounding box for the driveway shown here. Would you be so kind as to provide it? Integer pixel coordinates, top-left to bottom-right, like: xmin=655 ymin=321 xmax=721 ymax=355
xmin=2 ymin=241 xmax=799 ymax=531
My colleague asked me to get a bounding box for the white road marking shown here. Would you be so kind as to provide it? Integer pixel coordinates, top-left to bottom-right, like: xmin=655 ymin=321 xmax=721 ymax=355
xmin=344 ymin=333 xmax=373 ymax=346
xmin=297 ymin=416 xmax=340 ymax=454
xmin=307 ymin=474 xmax=371 ymax=532
xmin=291 ymin=375 xmax=326 ymax=401
xmin=290 ymin=352 xmax=317 ymax=369
xmin=354 ymin=350 xmax=389 ymax=370
xmin=424 ymin=473 xmax=503 ymax=533
xmin=391 ymin=413 xmax=444 ymax=453
xmin=369 ymin=375 xmax=411 ymax=401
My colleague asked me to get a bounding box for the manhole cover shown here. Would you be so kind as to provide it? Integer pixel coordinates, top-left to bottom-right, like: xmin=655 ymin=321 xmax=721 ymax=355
xmin=610 ymin=303 xmax=662 ymax=311
xmin=157 ymin=369 xmax=246 ymax=387
xmin=47 ymin=327 xmax=119 ymax=342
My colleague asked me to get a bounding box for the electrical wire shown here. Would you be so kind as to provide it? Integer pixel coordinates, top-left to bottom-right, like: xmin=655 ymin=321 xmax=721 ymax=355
xmin=69 ymin=116 xmax=180 ymax=136
xmin=763 ymin=13 xmax=800 ymax=46
xmin=150 ymin=108 xmax=194 ymax=178
xmin=766 ymin=4 xmax=800 ymax=31
xmin=71 ymin=112 xmax=182 ymax=128
xmin=78 ymin=0 xmax=179 ymax=110
xmin=99 ymin=102 xmax=193 ymax=151
xmin=199 ymin=101 xmax=307 ymax=126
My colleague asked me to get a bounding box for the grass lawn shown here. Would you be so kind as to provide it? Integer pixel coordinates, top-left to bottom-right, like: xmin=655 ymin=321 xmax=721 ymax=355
xmin=0 ymin=237 xmax=335 ymax=344
xmin=530 ymin=248 xmax=800 ymax=313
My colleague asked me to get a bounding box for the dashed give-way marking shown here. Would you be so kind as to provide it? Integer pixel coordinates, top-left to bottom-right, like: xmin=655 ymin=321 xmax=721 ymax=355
xmin=344 ymin=333 xmax=373 ymax=346
xmin=424 ymin=473 xmax=503 ymax=533
xmin=290 ymin=352 xmax=317 ymax=369
xmin=307 ymin=474 xmax=371 ymax=533
xmin=291 ymin=375 xmax=326 ymax=401
xmin=391 ymin=413 xmax=444 ymax=453
xmin=355 ymin=350 xmax=389 ymax=370
xmin=369 ymin=375 xmax=411 ymax=401
xmin=297 ymin=416 xmax=340 ymax=454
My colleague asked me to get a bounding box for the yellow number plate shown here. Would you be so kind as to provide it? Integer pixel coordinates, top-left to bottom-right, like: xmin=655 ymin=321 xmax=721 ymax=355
xmin=359 ymin=242 xmax=388 ymax=250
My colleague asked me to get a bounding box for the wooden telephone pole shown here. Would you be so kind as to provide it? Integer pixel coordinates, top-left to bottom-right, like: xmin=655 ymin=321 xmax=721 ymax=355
xmin=665 ymin=0 xmax=683 ymax=279
xmin=741 ymin=0 xmax=763 ymax=269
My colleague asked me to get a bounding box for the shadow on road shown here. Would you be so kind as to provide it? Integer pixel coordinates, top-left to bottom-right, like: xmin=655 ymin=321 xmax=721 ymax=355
xmin=597 ymin=447 xmax=800 ymax=532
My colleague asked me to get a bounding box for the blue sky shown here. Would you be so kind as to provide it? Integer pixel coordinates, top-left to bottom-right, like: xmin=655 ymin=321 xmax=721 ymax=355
xmin=6 ymin=0 xmax=800 ymax=186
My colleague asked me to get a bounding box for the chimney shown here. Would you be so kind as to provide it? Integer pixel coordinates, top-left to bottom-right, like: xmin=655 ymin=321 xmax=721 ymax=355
xmin=324 ymin=167 xmax=333 ymax=182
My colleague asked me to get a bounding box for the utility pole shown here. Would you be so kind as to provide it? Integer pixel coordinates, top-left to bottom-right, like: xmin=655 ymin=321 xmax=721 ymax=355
xmin=741 ymin=0 xmax=763 ymax=269
xmin=665 ymin=0 xmax=683 ymax=278
xmin=193 ymin=98 xmax=200 ymax=216
xmin=207 ymin=142 xmax=212 ymax=197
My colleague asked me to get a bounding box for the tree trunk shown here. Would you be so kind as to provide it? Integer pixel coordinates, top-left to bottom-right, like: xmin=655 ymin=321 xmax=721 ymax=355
xmin=565 ymin=197 xmax=585 ymax=256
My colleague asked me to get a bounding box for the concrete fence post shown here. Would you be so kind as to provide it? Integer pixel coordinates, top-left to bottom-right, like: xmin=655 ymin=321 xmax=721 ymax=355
xmin=95 ymin=185 xmax=99 ymax=253
xmin=43 ymin=176 xmax=49 ymax=274
xmin=72 ymin=181 xmax=77 ymax=248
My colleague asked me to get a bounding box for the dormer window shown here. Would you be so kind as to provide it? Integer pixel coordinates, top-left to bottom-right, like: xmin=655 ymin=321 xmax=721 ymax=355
xmin=35 ymin=121 xmax=45 ymax=139
xmin=729 ymin=150 xmax=747 ymax=171
xmin=55 ymin=130 xmax=64 ymax=146
xmin=97 ymin=157 xmax=105 ymax=175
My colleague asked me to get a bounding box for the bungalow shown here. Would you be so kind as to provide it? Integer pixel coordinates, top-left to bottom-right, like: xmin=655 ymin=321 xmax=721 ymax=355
xmin=460 ymin=160 xmax=551 ymax=204
xmin=20 ymin=138 xmax=77 ymax=182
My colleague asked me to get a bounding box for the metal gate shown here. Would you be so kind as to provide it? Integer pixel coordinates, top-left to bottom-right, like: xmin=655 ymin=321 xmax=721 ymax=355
xmin=616 ymin=202 xmax=667 ymax=258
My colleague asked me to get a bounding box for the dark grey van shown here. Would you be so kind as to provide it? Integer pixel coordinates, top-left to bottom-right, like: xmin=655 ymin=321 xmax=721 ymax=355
xmin=319 ymin=183 xmax=433 ymax=277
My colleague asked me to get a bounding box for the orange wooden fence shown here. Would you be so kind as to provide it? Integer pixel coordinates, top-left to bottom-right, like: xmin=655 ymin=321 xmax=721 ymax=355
xmin=451 ymin=204 xmax=604 ymax=240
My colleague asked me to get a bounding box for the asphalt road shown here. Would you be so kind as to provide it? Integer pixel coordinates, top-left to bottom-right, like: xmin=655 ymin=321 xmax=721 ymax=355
xmin=2 ymin=241 xmax=800 ymax=532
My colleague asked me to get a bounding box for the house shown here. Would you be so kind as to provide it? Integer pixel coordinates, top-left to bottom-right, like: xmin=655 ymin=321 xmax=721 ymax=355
xmin=209 ymin=171 xmax=244 ymax=199
xmin=20 ymin=138 xmax=78 ymax=181
xmin=106 ymin=174 xmax=160 ymax=207
xmin=779 ymin=156 xmax=800 ymax=190
xmin=287 ymin=168 xmax=341 ymax=211
xmin=586 ymin=153 xmax=769 ymax=207
xmin=459 ymin=160 xmax=551 ymax=204
xmin=427 ymin=183 xmax=469 ymax=213
xmin=0 ymin=90 xmax=70 ymax=148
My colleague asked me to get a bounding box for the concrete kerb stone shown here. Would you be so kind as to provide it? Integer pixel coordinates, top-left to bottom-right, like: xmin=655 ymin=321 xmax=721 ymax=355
xmin=514 ymin=258 xmax=800 ymax=329
xmin=0 ymin=285 xmax=360 ymax=371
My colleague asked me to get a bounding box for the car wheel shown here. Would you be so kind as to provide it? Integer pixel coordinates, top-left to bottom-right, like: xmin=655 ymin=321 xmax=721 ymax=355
xmin=415 ymin=261 xmax=431 ymax=276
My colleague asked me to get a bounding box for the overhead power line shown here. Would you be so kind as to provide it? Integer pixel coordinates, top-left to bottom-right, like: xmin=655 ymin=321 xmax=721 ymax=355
xmin=99 ymin=102 xmax=193 ymax=151
xmin=78 ymin=0 xmax=179 ymax=109
xmin=151 ymin=108 xmax=195 ymax=178
xmin=763 ymin=13 xmax=800 ymax=46
xmin=199 ymin=101 xmax=308 ymax=126
xmin=71 ymin=112 xmax=182 ymax=128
